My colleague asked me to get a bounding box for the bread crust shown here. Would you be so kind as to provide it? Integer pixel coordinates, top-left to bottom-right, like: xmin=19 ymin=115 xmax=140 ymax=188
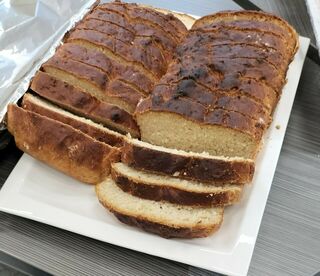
xmin=162 ymin=57 xmax=285 ymax=92
xmin=112 ymin=211 xmax=221 ymax=239
xmin=153 ymin=80 xmax=271 ymax=125
xmin=187 ymin=27 xmax=294 ymax=57
xmin=30 ymin=71 xmax=140 ymax=137
xmin=83 ymin=9 xmax=177 ymax=59
xmin=66 ymin=29 xmax=166 ymax=78
xmin=121 ymin=138 xmax=254 ymax=184
xmin=57 ymin=43 xmax=154 ymax=94
xmin=176 ymin=41 xmax=289 ymax=73
xmin=99 ymin=2 xmax=188 ymax=42
xmin=7 ymin=104 xmax=120 ymax=184
xmin=111 ymin=167 xmax=242 ymax=206
xmin=192 ymin=10 xmax=298 ymax=54
xmin=22 ymin=94 xmax=124 ymax=147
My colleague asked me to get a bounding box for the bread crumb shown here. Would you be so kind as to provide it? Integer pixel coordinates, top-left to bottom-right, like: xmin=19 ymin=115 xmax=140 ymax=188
xmin=173 ymin=171 xmax=180 ymax=177
xmin=276 ymin=125 xmax=281 ymax=130
xmin=23 ymin=142 xmax=29 ymax=150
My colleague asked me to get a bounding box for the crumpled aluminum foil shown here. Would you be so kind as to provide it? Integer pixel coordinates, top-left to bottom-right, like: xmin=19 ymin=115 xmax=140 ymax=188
xmin=0 ymin=0 xmax=98 ymax=130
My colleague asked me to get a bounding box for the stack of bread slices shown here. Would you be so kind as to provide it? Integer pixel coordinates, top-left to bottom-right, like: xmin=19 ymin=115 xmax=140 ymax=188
xmin=6 ymin=1 xmax=299 ymax=238
xmin=96 ymin=136 xmax=254 ymax=238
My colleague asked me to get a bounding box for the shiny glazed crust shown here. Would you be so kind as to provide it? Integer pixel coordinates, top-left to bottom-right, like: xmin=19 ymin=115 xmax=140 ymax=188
xmin=7 ymin=105 xmax=120 ymax=184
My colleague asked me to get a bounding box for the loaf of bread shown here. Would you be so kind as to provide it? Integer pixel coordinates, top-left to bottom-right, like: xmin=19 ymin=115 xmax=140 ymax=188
xmin=6 ymin=3 xmax=300 ymax=239
xmin=96 ymin=178 xmax=224 ymax=238
xmin=136 ymin=10 xmax=299 ymax=158
xmin=111 ymin=162 xmax=243 ymax=206
xmin=7 ymin=104 xmax=120 ymax=184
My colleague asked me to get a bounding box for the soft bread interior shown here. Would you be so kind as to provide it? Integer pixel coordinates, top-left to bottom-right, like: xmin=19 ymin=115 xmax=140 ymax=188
xmin=124 ymin=135 xmax=254 ymax=162
xmin=96 ymin=178 xmax=224 ymax=228
xmin=136 ymin=111 xmax=259 ymax=158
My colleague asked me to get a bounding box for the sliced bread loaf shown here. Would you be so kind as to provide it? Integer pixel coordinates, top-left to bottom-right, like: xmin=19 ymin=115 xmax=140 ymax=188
xmin=191 ymin=10 xmax=299 ymax=56
xmin=22 ymin=93 xmax=124 ymax=147
xmin=7 ymin=104 xmax=120 ymax=184
xmin=96 ymin=177 xmax=224 ymax=238
xmin=121 ymin=136 xmax=254 ymax=184
xmin=31 ymin=71 xmax=140 ymax=137
xmin=111 ymin=162 xmax=243 ymax=206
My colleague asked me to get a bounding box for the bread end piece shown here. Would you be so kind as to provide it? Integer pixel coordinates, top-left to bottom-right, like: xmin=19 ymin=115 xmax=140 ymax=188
xmin=7 ymin=104 xmax=120 ymax=184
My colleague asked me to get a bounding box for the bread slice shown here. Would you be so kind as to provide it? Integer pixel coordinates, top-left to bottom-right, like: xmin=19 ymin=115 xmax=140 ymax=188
xmin=186 ymin=27 xmax=293 ymax=61
xmin=7 ymin=104 xmax=120 ymax=184
xmin=99 ymin=2 xmax=188 ymax=42
xmin=163 ymin=57 xmax=285 ymax=93
xmin=43 ymin=56 xmax=139 ymax=114
xmin=96 ymin=177 xmax=224 ymax=238
xmin=66 ymin=29 xmax=166 ymax=78
xmin=111 ymin=162 xmax=243 ymax=206
xmin=135 ymin=98 xmax=264 ymax=159
xmin=56 ymin=43 xmax=152 ymax=95
xmin=153 ymin=81 xmax=271 ymax=125
xmin=121 ymin=136 xmax=254 ymax=184
xmin=192 ymin=10 xmax=299 ymax=56
xmin=84 ymin=9 xmax=177 ymax=57
xmin=176 ymin=41 xmax=289 ymax=74
xmin=22 ymin=93 xmax=124 ymax=147
xmin=30 ymin=71 xmax=140 ymax=137
xmin=158 ymin=65 xmax=278 ymax=112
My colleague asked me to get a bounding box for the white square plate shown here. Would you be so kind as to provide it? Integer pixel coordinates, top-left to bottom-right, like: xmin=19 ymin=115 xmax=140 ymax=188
xmin=0 ymin=34 xmax=309 ymax=276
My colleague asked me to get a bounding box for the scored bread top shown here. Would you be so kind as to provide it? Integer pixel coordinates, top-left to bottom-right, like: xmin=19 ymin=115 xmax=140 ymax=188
xmin=121 ymin=136 xmax=255 ymax=184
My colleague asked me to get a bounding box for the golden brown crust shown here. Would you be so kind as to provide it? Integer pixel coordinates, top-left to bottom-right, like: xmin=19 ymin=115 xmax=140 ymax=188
xmin=153 ymin=80 xmax=271 ymax=125
xmin=121 ymin=138 xmax=254 ymax=184
xmin=187 ymin=27 xmax=294 ymax=58
xmin=99 ymin=2 xmax=188 ymax=42
xmin=111 ymin=168 xmax=242 ymax=207
xmin=66 ymin=29 xmax=166 ymax=78
xmin=163 ymin=57 xmax=285 ymax=93
xmin=83 ymin=9 xmax=177 ymax=59
xmin=176 ymin=41 xmax=289 ymax=73
xmin=30 ymin=71 xmax=140 ymax=137
xmin=7 ymin=104 xmax=120 ymax=184
xmin=192 ymin=10 xmax=298 ymax=53
xmin=57 ymin=43 xmax=154 ymax=94
xmin=22 ymin=94 xmax=124 ymax=147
